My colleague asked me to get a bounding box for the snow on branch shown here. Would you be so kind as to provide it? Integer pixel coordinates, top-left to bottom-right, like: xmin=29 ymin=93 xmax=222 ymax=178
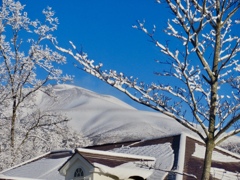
xmin=54 ymin=0 xmax=239 ymax=152
xmin=54 ymin=41 xmax=209 ymax=140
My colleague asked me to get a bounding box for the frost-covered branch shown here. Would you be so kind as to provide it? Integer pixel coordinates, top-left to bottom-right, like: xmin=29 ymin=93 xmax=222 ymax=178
xmin=54 ymin=41 xmax=207 ymax=140
xmin=56 ymin=0 xmax=240 ymax=140
xmin=215 ymin=113 xmax=240 ymax=144
xmin=15 ymin=110 xmax=69 ymax=154
xmin=0 ymin=0 xmax=76 ymax=170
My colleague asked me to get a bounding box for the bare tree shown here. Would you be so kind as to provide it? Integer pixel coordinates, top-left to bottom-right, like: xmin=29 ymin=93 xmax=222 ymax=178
xmin=0 ymin=0 xmax=90 ymax=170
xmin=55 ymin=0 xmax=240 ymax=179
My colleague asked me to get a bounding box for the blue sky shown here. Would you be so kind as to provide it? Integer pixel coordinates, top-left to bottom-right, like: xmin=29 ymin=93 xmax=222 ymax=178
xmin=18 ymin=1 xmax=239 ymax=113
xmin=19 ymin=0 xmax=172 ymax=110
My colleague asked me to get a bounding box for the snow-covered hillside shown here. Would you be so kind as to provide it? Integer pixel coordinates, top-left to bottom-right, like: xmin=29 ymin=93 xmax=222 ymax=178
xmin=37 ymin=84 xmax=239 ymax=145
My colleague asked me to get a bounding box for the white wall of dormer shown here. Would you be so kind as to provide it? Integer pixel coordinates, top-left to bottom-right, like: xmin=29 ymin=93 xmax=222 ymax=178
xmin=61 ymin=153 xmax=93 ymax=180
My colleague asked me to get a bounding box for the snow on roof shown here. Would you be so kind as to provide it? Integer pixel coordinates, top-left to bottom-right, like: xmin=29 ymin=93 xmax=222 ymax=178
xmin=211 ymin=167 xmax=240 ymax=180
xmin=0 ymin=174 xmax=42 ymax=180
xmin=2 ymin=157 xmax=68 ymax=180
xmin=109 ymin=142 xmax=174 ymax=180
xmin=93 ymin=161 xmax=155 ymax=180
xmin=181 ymin=132 xmax=240 ymax=160
xmin=1 ymin=151 xmax=73 ymax=180
xmin=192 ymin=143 xmax=240 ymax=162
xmin=0 ymin=152 xmax=50 ymax=174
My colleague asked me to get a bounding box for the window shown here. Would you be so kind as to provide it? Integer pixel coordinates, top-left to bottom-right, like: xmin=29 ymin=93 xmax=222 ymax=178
xmin=74 ymin=168 xmax=84 ymax=177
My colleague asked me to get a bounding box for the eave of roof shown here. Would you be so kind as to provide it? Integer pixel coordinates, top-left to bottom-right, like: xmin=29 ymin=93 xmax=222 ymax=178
xmin=0 ymin=174 xmax=42 ymax=180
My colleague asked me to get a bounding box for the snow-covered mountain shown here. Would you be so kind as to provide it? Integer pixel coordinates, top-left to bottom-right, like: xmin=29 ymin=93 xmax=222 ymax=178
xmin=36 ymin=84 xmax=239 ymax=145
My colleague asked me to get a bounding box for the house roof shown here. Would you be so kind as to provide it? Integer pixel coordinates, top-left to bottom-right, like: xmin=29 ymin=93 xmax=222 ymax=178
xmin=0 ymin=174 xmax=42 ymax=180
xmin=0 ymin=150 xmax=73 ymax=180
xmin=1 ymin=133 xmax=239 ymax=180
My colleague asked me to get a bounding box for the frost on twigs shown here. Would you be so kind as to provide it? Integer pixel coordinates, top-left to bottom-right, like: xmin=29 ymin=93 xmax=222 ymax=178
xmin=0 ymin=0 xmax=79 ymax=170
xmin=58 ymin=0 xmax=240 ymax=157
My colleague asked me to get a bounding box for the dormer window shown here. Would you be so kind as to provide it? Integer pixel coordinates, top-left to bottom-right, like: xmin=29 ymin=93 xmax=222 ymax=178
xmin=74 ymin=167 xmax=84 ymax=178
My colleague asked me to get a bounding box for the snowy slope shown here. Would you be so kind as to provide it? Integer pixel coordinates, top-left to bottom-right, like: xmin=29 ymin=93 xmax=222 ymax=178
xmin=36 ymin=84 xmax=239 ymax=145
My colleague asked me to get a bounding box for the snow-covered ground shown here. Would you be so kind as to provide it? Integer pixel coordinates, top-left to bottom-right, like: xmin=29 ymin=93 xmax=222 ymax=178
xmin=36 ymin=84 xmax=240 ymax=146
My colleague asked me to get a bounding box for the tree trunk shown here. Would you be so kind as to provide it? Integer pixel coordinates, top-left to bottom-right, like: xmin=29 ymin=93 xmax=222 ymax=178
xmin=201 ymin=139 xmax=215 ymax=180
xmin=10 ymin=111 xmax=16 ymax=149
xmin=10 ymin=98 xmax=17 ymax=159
